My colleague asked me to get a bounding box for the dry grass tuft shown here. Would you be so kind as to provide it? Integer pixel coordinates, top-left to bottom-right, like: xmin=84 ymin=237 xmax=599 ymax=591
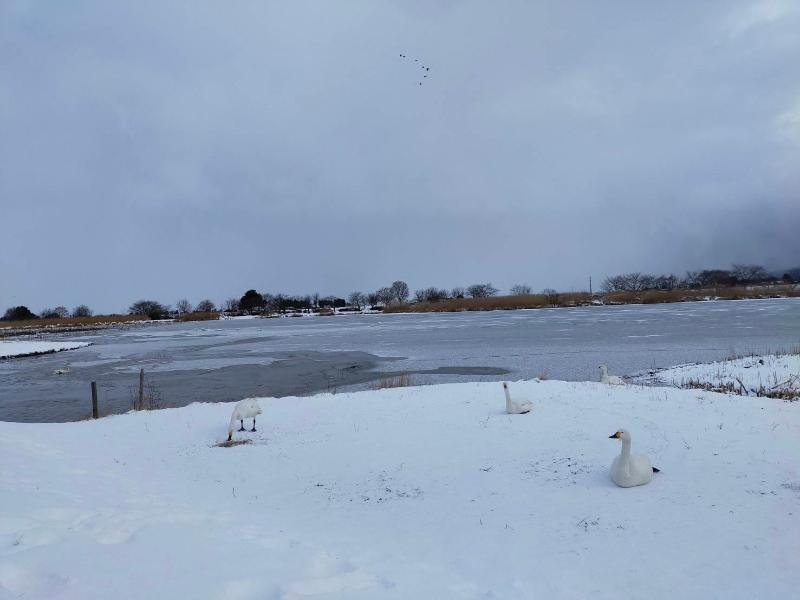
xmin=213 ymin=439 xmax=253 ymax=448
xmin=176 ymin=311 xmax=220 ymax=322
xmin=375 ymin=374 xmax=411 ymax=389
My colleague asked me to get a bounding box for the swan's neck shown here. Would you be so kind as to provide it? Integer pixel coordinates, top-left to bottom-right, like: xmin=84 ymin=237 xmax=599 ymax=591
xmin=620 ymin=438 xmax=632 ymax=460
xmin=228 ymin=411 xmax=238 ymax=435
xmin=504 ymin=387 xmax=512 ymax=408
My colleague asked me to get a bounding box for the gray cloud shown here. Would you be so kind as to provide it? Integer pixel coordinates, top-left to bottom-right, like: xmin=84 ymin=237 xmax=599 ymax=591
xmin=1 ymin=0 xmax=799 ymax=312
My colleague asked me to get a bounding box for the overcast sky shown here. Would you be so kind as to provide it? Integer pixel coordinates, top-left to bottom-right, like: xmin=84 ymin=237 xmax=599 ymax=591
xmin=1 ymin=1 xmax=799 ymax=313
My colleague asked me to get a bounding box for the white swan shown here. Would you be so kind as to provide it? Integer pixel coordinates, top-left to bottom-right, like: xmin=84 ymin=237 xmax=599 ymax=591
xmin=502 ymin=382 xmax=532 ymax=414
xmin=227 ymin=398 xmax=262 ymax=441
xmin=608 ymin=429 xmax=659 ymax=487
xmin=599 ymin=364 xmax=625 ymax=385
xmin=54 ymin=367 xmax=70 ymax=375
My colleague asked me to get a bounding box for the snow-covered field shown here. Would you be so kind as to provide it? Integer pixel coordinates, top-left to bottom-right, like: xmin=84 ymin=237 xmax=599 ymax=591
xmin=1 ymin=379 xmax=798 ymax=599
xmin=0 ymin=340 xmax=90 ymax=359
xmin=644 ymin=354 xmax=800 ymax=400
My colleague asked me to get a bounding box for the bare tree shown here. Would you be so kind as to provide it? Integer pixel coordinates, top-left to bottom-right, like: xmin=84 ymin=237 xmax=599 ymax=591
xmin=261 ymin=293 xmax=275 ymax=312
xmin=696 ymin=269 xmax=735 ymax=287
xmin=510 ymin=284 xmax=532 ymax=296
xmin=414 ymin=289 xmax=426 ymax=302
xmin=422 ymin=287 xmax=448 ymax=302
xmin=348 ymin=291 xmax=366 ymax=309
xmin=467 ymin=283 xmax=498 ymax=298
xmin=175 ymin=299 xmax=192 ymax=314
xmin=41 ymin=306 xmax=69 ymax=318
xmin=601 ymin=272 xmax=650 ymax=292
xmin=195 ymin=299 xmax=216 ymax=312
xmin=390 ymin=280 xmax=410 ymax=303
xmin=683 ymin=271 xmax=701 ymax=288
xmin=731 ymin=264 xmax=768 ymax=283
xmin=72 ymin=304 xmax=93 ymax=318
xmin=542 ymin=288 xmax=561 ymax=306
xmin=654 ymin=274 xmax=678 ymax=290
xmin=129 ymin=300 xmax=168 ymax=319
xmin=223 ymin=298 xmax=240 ymax=312
xmin=272 ymin=293 xmax=287 ymax=313
xmin=376 ymin=287 xmax=394 ymax=306
xmin=366 ymin=292 xmax=379 ymax=307
xmin=451 ymin=287 xmax=466 ymax=299
xmin=312 ymin=293 xmax=320 ymax=308
xmin=601 ymin=275 xmax=624 ymax=292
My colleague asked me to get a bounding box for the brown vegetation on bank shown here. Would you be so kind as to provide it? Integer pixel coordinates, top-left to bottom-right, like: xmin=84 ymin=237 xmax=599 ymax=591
xmin=384 ymin=292 xmax=592 ymax=313
xmin=0 ymin=312 xmax=222 ymax=337
xmin=175 ymin=311 xmax=221 ymax=322
xmin=0 ymin=314 xmax=148 ymax=332
xmin=383 ymin=285 xmax=799 ymax=313
xmin=602 ymin=284 xmax=799 ymax=304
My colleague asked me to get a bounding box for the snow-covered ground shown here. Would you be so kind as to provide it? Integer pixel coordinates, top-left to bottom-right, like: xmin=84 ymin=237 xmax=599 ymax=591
xmin=0 ymin=340 xmax=90 ymax=359
xmin=642 ymin=353 xmax=800 ymax=400
xmin=1 ymin=379 xmax=798 ymax=599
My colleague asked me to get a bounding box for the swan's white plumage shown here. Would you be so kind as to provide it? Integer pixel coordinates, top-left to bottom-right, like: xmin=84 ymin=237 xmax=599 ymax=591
xmin=609 ymin=429 xmax=656 ymax=488
xmin=502 ymin=382 xmax=532 ymax=414
xmin=599 ymin=365 xmax=625 ymax=385
xmin=227 ymin=398 xmax=262 ymax=440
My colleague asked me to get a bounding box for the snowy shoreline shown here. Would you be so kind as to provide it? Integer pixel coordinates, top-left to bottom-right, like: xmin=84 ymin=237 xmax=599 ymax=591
xmin=0 ymin=340 xmax=91 ymax=360
xmin=633 ymin=353 xmax=800 ymax=400
xmin=1 ymin=376 xmax=797 ymax=599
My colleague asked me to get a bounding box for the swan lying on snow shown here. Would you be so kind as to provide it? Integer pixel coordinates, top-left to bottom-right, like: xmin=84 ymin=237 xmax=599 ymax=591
xmin=227 ymin=398 xmax=262 ymax=441
xmin=608 ymin=429 xmax=659 ymax=487
xmin=502 ymin=382 xmax=532 ymax=414
xmin=599 ymin=365 xmax=625 ymax=385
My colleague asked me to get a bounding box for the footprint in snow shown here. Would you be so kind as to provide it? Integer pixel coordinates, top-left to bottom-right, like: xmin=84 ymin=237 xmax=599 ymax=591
xmin=282 ymin=552 xmax=375 ymax=597
xmin=0 ymin=563 xmax=67 ymax=598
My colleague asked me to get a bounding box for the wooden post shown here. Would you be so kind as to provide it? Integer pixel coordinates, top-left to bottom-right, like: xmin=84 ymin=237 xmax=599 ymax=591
xmin=91 ymin=381 xmax=98 ymax=419
xmin=138 ymin=368 xmax=144 ymax=410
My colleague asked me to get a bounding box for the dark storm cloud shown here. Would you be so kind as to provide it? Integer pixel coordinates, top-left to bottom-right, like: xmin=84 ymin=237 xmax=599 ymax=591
xmin=1 ymin=1 xmax=798 ymax=312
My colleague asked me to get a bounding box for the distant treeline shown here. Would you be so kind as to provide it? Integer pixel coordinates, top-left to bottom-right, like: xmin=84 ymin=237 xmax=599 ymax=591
xmin=2 ymin=264 xmax=798 ymax=324
xmin=601 ymin=264 xmax=794 ymax=292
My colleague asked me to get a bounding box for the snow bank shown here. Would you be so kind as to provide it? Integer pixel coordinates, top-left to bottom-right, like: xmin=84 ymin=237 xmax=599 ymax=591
xmin=0 ymin=340 xmax=90 ymax=359
xmin=643 ymin=354 xmax=800 ymax=399
xmin=0 ymin=380 xmax=798 ymax=599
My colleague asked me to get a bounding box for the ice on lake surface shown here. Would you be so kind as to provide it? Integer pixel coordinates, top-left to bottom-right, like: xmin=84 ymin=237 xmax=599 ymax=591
xmin=1 ymin=298 xmax=798 ymax=422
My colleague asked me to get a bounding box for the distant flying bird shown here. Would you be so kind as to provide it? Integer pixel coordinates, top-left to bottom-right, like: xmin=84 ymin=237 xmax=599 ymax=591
xmin=399 ymin=53 xmax=431 ymax=87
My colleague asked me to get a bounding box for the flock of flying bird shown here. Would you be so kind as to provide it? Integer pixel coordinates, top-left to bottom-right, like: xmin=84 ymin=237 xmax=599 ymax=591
xmin=225 ymin=363 xmax=659 ymax=489
xmin=399 ymin=53 xmax=431 ymax=86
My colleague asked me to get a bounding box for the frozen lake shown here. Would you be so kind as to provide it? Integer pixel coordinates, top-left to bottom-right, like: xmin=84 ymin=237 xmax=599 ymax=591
xmin=1 ymin=298 xmax=799 ymax=422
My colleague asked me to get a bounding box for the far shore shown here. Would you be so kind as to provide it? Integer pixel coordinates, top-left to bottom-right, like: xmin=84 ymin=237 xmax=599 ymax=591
xmin=2 ymin=284 xmax=797 ymax=339
xmin=383 ymin=284 xmax=799 ymax=313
